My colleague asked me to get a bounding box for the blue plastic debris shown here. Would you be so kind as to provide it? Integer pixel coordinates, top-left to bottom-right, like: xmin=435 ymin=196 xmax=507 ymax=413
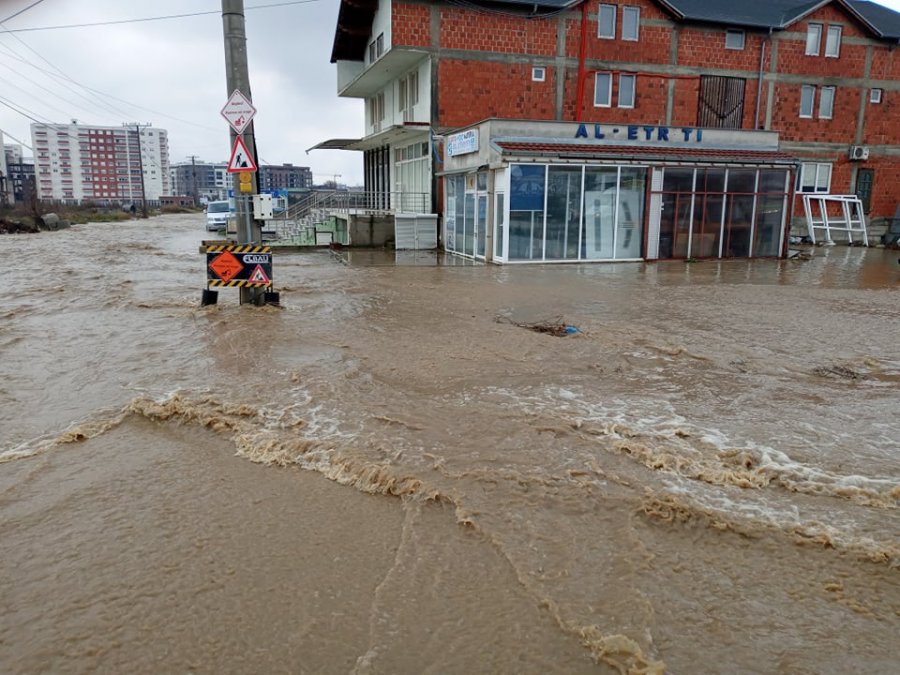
xmin=565 ymin=326 xmax=579 ymax=334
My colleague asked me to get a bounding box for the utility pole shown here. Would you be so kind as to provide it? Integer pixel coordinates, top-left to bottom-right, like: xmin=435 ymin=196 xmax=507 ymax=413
xmin=189 ymin=155 xmax=198 ymax=202
xmin=222 ymin=0 xmax=262 ymax=304
xmin=129 ymin=122 xmax=150 ymax=218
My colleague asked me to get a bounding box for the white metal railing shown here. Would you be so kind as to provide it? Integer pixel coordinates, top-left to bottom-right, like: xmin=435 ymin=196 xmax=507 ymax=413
xmin=802 ymin=194 xmax=869 ymax=246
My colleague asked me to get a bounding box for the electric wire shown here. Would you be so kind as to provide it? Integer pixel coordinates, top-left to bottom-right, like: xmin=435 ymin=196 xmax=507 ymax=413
xmin=0 ymin=0 xmax=46 ymax=25
xmin=0 ymin=0 xmax=325 ymax=34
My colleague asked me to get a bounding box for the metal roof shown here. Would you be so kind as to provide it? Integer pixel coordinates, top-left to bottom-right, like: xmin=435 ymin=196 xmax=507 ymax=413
xmin=849 ymin=0 xmax=900 ymax=39
xmin=658 ymin=0 xmax=900 ymax=36
xmin=332 ymin=0 xmax=900 ymax=64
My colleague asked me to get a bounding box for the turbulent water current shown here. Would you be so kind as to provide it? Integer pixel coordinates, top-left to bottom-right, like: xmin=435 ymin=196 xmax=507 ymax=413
xmin=1 ymin=214 xmax=898 ymax=673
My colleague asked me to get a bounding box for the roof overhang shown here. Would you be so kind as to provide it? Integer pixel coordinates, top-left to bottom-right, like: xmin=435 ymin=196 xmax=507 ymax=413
xmin=493 ymin=140 xmax=798 ymax=166
xmin=308 ymin=123 xmax=431 ymax=154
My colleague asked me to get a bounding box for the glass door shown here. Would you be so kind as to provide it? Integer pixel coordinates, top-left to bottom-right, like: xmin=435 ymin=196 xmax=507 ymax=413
xmin=494 ymin=192 xmax=506 ymax=260
xmin=475 ymin=194 xmax=487 ymax=259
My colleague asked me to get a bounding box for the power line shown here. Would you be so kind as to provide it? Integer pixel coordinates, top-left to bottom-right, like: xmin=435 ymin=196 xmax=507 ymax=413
xmin=0 ymin=128 xmax=33 ymax=151
xmin=0 ymin=0 xmax=324 ymax=34
xmin=0 ymin=32 xmax=223 ymax=135
xmin=0 ymin=40 xmax=134 ymax=121
xmin=0 ymin=0 xmax=46 ymax=24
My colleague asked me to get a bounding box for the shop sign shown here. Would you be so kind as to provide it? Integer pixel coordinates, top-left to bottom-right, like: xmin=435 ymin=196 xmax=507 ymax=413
xmin=448 ymin=130 xmax=479 ymax=156
xmin=575 ymin=123 xmax=704 ymax=143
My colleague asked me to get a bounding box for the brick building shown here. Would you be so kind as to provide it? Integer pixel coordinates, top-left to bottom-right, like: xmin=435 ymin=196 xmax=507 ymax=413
xmin=324 ymin=0 xmax=900 ymax=261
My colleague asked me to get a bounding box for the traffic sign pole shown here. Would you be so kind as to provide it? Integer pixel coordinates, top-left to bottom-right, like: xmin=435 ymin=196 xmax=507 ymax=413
xmin=222 ymin=0 xmax=263 ymax=305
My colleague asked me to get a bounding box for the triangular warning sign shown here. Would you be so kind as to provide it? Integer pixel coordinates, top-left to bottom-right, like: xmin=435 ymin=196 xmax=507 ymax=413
xmin=227 ymin=136 xmax=258 ymax=173
xmin=248 ymin=264 xmax=270 ymax=285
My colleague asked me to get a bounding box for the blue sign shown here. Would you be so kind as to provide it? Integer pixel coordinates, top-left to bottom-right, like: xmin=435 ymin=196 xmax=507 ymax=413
xmin=575 ymin=123 xmax=704 ymax=143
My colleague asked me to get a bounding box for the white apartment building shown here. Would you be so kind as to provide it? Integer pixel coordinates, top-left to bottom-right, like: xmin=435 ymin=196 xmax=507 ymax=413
xmin=30 ymin=121 xmax=170 ymax=204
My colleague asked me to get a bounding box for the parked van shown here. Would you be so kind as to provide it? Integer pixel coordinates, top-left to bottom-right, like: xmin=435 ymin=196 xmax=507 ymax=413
xmin=205 ymin=200 xmax=233 ymax=231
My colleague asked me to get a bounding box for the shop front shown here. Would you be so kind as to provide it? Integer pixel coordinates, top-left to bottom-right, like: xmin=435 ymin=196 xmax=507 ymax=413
xmin=442 ymin=120 xmax=796 ymax=263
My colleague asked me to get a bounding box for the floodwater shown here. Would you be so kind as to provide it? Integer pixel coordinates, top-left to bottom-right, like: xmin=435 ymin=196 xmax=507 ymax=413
xmin=1 ymin=214 xmax=898 ymax=674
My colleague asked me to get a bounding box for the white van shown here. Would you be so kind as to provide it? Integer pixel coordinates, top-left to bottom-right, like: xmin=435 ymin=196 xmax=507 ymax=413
xmin=205 ymin=200 xmax=233 ymax=231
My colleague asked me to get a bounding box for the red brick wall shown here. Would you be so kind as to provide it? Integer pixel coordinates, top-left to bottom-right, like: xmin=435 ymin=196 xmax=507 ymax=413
xmin=769 ymin=82 xmax=862 ymax=143
xmin=392 ymin=2 xmax=431 ymax=48
xmin=439 ymin=7 xmax=556 ymax=55
xmin=438 ymin=60 xmax=556 ymax=127
xmin=567 ymin=0 xmax=670 ymax=64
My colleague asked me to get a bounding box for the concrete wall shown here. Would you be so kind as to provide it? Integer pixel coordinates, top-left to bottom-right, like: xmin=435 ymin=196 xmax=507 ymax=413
xmin=348 ymin=214 xmax=395 ymax=247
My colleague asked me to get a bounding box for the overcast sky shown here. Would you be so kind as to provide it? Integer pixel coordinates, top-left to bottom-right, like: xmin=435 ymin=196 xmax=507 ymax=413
xmin=2 ymin=0 xmax=900 ymax=187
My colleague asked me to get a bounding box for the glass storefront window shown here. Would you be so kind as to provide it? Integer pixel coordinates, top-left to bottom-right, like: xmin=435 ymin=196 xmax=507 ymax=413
xmin=509 ymin=165 xmax=546 ymax=261
xmin=546 ymin=166 xmax=582 ymax=260
xmin=583 ymin=167 xmax=618 ymax=260
xmin=617 ymin=168 xmax=646 ymax=258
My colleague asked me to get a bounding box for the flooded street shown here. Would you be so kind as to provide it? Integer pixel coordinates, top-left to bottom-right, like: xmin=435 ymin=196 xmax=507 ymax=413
xmin=1 ymin=213 xmax=898 ymax=673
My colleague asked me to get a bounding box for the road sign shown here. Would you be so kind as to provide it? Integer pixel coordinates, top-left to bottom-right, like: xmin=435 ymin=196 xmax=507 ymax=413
xmin=248 ymin=264 xmax=271 ymax=285
xmin=227 ymin=136 xmax=257 ymax=173
xmin=206 ymin=245 xmax=273 ymax=288
xmin=220 ymin=89 xmax=257 ymax=134
xmin=208 ymin=250 xmax=244 ymax=282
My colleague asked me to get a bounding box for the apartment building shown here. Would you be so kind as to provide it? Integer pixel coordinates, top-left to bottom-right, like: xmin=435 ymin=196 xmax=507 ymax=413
xmin=30 ymin=122 xmax=170 ymax=204
xmin=170 ymin=161 xmax=229 ymax=202
xmin=325 ymin=0 xmax=900 ymax=262
xmin=258 ymin=163 xmax=313 ymax=191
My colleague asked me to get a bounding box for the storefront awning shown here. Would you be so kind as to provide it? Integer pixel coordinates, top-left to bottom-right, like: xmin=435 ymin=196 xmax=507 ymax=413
xmin=494 ymin=141 xmax=797 ymax=166
xmin=308 ymin=123 xmax=431 ymax=154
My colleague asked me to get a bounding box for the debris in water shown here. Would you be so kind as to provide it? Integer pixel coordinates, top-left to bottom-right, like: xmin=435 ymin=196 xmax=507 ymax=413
xmin=813 ymin=364 xmax=865 ymax=380
xmin=496 ymin=316 xmax=580 ymax=337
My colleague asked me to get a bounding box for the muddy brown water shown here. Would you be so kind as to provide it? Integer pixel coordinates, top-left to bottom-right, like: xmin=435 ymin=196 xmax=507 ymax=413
xmin=1 ymin=214 xmax=898 ymax=674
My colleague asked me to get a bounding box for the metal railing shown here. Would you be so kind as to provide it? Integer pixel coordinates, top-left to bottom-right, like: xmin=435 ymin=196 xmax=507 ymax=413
xmin=262 ymin=190 xmax=432 ymax=247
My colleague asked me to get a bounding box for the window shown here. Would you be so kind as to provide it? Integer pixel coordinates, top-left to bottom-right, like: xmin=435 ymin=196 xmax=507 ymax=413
xmin=799 ymin=163 xmax=831 ymax=193
xmin=800 ymin=85 xmax=815 ymax=118
xmin=818 ymin=86 xmax=835 ymax=119
xmin=825 ymin=25 xmax=841 ymax=57
xmin=376 ymin=33 xmax=384 ymax=57
xmin=871 ymin=88 xmax=883 ymax=103
xmin=598 ymin=4 xmax=616 ymax=39
xmin=698 ymin=75 xmax=746 ymax=128
xmin=622 ymin=7 xmax=640 ymax=41
xmin=532 ymin=67 xmax=546 ymax=82
xmin=725 ymin=30 xmax=745 ymax=50
xmin=806 ymin=23 xmax=822 ymax=56
xmin=594 ymin=72 xmax=612 ymax=107
xmin=618 ymin=73 xmax=635 ymax=108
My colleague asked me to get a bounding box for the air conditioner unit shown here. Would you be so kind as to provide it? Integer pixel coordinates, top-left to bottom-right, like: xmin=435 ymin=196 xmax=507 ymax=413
xmin=849 ymin=145 xmax=870 ymax=161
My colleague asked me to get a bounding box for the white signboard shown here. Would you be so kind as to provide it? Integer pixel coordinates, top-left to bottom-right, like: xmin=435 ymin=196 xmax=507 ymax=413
xmin=447 ymin=130 xmax=479 ymax=157
xmin=220 ymin=89 xmax=257 ymax=134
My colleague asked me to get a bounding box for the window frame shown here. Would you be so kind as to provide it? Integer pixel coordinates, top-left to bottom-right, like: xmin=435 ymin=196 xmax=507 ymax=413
xmin=799 ymin=85 xmax=816 ymax=119
xmin=598 ymin=4 xmax=616 ymax=39
xmin=594 ymin=72 xmax=612 ymax=107
xmin=806 ymin=23 xmax=822 ymax=56
xmin=725 ymin=29 xmax=745 ymax=50
xmin=622 ymin=6 xmax=640 ymax=41
xmin=798 ymin=163 xmax=832 ymax=193
xmin=618 ymin=73 xmax=636 ymax=108
xmin=825 ymin=25 xmax=842 ymax=58
xmin=870 ymin=88 xmax=883 ymax=104
xmin=818 ymin=85 xmax=835 ymax=119
xmin=532 ymin=66 xmax=546 ymax=82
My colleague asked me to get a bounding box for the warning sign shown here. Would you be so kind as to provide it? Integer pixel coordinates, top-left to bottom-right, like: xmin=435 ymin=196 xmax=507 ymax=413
xmin=227 ymin=136 xmax=257 ymax=173
xmin=208 ymin=250 xmax=243 ymax=282
xmin=248 ymin=264 xmax=270 ymax=285
xmin=206 ymin=245 xmax=273 ymax=287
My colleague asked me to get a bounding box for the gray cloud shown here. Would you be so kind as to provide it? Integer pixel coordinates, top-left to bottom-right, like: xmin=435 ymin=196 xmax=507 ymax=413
xmin=0 ymin=0 xmax=364 ymax=184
